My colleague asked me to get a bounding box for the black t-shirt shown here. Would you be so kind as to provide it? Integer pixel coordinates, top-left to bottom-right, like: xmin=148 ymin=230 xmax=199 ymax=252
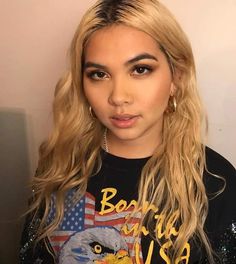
xmin=20 ymin=147 xmax=236 ymax=263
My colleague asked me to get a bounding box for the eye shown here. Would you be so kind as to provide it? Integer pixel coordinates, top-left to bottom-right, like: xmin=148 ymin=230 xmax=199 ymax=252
xmin=89 ymin=241 xmax=115 ymax=255
xmin=131 ymin=65 xmax=153 ymax=76
xmin=86 ymin=70 xmax=109 ymax=80
xmin=94 ymin=244 xmax=102 ymax=254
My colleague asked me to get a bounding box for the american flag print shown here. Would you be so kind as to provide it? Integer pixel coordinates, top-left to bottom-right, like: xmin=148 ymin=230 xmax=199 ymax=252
xmin=47 ymin=191 xmax=144 ymax=263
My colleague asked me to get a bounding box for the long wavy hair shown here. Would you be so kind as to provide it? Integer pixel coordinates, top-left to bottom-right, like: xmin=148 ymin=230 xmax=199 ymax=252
xmin=30 ymin=0 xmax=214 ymax=262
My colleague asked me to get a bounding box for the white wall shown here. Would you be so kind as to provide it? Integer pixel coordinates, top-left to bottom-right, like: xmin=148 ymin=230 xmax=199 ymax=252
xmin=0 ymin=1 xmax=235 ymax=262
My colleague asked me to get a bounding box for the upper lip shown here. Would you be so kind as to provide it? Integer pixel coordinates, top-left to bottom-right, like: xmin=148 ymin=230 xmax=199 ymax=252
xmin=111 ymin=114 xmax=139 ymax=120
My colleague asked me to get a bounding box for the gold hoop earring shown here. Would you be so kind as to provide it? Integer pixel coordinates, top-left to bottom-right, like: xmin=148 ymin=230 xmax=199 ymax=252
xmin=89 ymin=106 xmax=96 ymax=119
xmin=166 ymin=96 xmax=177 ymax=113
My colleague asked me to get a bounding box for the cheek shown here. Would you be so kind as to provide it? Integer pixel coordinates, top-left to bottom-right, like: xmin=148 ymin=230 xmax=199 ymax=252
xmin=83 ymin=76 xmax=108 ymax=103
xmin=141 ymin=82 xmax=171 ymax=110
xmin=156 ymin=88 xmax=170 ymax=106
xmin=83 ymin=81 xmax=98 ymax=106
xmin=83 ymin=87 xmax=105 ymax=115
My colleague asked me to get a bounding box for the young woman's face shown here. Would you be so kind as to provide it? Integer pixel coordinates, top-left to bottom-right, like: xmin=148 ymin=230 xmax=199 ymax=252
xmin=83 ymin=25 xmax=174 ymax=156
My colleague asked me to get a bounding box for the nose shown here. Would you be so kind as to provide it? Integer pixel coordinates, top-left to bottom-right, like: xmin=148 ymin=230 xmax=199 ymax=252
xmin=108 ymin=78 xmax=133 ymax=106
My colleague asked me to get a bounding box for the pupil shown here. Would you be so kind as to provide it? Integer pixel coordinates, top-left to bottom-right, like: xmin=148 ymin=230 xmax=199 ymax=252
xmin=98 ymin=72 xmax=104 ymax=78
xmin=137 ymin=67 xmax=144 ymax=73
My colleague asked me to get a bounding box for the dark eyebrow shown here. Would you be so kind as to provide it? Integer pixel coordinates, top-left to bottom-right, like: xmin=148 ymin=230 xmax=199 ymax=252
xmin=125 ymin=53 xmax=158 ymax=65
xmin=83 ymin=62 xmax=108 ymax=71
xmin=83 ymin=53 xmax=158 ymax=71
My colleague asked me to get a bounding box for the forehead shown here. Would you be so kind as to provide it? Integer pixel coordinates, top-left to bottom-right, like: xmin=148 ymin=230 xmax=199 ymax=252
xmin=84 ymin=24 xmax=163 ymax=62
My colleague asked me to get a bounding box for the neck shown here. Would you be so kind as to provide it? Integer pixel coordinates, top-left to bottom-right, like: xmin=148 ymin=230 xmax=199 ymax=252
xmin=104 ymin=131 xmax=161 ymax=159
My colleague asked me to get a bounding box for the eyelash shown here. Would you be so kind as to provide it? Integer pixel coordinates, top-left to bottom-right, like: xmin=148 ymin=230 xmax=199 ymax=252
xmin=86 ymin=71 xmax=108 ymax=80
xmin=131 ymin=65 xmax=153 ymax=76
xmin=86 ymin=65 xmax=153 ymax=81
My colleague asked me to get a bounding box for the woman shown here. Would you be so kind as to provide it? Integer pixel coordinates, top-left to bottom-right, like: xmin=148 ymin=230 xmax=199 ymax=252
xmin=20 ymin=0 xmax=236 ymax=263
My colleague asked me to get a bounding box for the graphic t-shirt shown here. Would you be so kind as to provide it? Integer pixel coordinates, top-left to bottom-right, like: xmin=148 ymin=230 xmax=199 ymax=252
xmin=20 ymin=147 xmax=236 ymax=263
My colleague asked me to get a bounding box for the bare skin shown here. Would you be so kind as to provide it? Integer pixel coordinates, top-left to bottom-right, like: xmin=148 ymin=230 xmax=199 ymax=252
xmin=83 ymin=25 xmax=175 ymax=158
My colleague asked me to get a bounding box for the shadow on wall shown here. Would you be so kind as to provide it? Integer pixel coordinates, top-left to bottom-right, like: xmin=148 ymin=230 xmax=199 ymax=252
xmin=0 ymin=108 xmax=31 ymax=264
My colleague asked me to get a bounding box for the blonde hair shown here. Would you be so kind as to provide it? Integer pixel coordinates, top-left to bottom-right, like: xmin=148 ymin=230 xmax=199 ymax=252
xmin=30 ymin=0 xmax=213 ymax=262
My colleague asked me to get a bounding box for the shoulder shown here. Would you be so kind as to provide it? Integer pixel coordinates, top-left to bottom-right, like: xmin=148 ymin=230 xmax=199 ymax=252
xmin=203 ymin=147 xmax=236 ymax=261
xmin=204 ymin=146 xmax=236 ymax=196
xmin=205 ymin=146 xmax=235 ymax=177
xmin=204 ymin=146 xmax=236 ymax=228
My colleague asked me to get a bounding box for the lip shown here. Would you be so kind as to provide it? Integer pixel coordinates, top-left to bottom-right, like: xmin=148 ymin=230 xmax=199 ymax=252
xmin=110 ymin=114 xmax=140 ymax=128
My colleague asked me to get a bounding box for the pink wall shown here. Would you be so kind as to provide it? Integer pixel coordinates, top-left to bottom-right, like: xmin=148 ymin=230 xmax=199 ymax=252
xmin=0 ymin=0 xmax=96 ymax=173
xmin=0 ymin=1 xmax=95 ymax=263
xmin=163 ymin=0 xmax=236 ymax=166
xmin=0 ymin=1 xmax=235 ymax=262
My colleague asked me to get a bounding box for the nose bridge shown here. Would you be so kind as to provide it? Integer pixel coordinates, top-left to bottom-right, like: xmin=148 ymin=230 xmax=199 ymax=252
xmin=108 ymin=74 xmax=132 ymax=106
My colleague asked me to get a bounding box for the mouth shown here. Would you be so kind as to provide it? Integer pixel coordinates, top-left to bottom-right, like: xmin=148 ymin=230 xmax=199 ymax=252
xmin=110 ymin=114 xmax=140 ymax=128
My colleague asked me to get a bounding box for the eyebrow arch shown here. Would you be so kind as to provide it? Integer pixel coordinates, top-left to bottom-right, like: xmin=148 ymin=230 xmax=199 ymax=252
xmin=125 ymin=53 xmax=158 ymax=65
xmin=83 ymin=62 xmax=108 ymax=71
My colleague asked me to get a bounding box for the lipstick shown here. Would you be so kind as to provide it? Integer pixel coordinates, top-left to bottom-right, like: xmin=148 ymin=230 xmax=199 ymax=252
xmin=110 ymin=114 xmax=140 ymax=128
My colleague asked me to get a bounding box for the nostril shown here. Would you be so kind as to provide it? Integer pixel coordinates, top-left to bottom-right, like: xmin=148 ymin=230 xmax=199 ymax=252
xmin=116 ymin=250 xmax=128 ymax=260
xmin=108 ymin=94 xmax=132 ymax=106
xmin=117 ymin=255 xmax=126 ymax=259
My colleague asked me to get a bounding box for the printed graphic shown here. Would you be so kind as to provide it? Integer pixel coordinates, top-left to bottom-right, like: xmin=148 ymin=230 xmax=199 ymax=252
xmin=59 ymin=226 xmax=132 ymax=263
xmin=48 ymin=188 xmax=190 ymax=263
xmin=48 ymin=191 xmax=141 ymax=263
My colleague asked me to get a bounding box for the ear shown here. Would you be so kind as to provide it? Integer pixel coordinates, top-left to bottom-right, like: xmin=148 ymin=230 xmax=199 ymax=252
xmin=170 ymin=68 xmax=182 ymax=95
xmin=172 ymin=67 xmax=182 ymax=82
xmin=170 ymin=82 xmax=177 ymax=96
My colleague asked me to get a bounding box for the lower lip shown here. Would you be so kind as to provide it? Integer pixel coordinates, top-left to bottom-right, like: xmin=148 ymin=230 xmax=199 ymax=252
xmin=110 ymin=116 xmax=139 ymax=128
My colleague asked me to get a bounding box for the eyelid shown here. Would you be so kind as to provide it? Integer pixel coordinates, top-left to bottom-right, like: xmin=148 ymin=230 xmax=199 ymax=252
xmin=85 ymin=69 xmax=110 ymax=80
xmin=130 ymin=64 xmax=153 ymax=75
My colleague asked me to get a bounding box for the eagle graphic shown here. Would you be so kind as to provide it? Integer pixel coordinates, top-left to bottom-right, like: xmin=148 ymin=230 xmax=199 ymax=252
xmin=59 ymin=226 xmax=133 ymax=264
